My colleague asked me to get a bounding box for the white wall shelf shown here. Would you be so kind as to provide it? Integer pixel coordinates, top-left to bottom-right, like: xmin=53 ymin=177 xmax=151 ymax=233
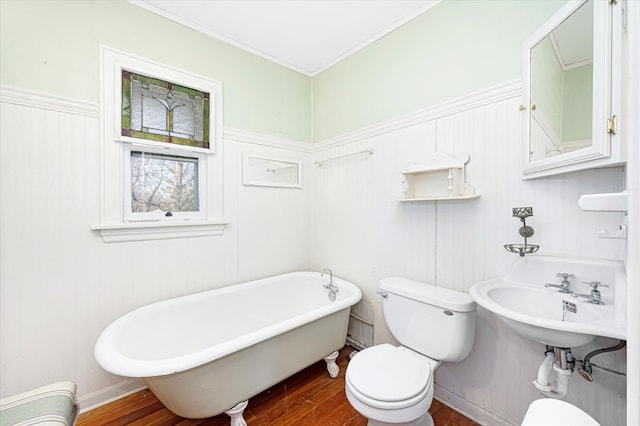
xmin=399 ymin=152 xmax=480 ymax=201
xmin=578 ymin=191 xmax=628 ymax=212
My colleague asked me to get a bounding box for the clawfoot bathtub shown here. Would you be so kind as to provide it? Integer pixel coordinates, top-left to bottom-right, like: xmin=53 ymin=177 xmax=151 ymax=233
xmin=95 ymin=271 xmax=361 ymax=423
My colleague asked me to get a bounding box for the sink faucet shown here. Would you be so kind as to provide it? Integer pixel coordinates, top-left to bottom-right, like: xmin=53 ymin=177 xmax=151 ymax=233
xmin=572 ymin=282 xmax=608 ymax=305
xmin=321 ymin=268 xmax=339 ymax=292
xmin=545 ymin=272 xmax=575 ymax=293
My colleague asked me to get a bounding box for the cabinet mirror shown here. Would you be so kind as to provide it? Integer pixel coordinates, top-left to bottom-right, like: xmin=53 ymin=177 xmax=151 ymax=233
xmin=522 ymin=0 xmax=622 ymax=179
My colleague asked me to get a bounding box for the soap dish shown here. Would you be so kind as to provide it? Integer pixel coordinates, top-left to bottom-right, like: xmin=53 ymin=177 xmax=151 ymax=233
xmin=504 ymin=244 xmax=540 ymax=257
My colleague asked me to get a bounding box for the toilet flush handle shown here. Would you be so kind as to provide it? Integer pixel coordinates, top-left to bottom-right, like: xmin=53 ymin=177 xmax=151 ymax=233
xmin=376 ymin=291 xmax=388 ymax=298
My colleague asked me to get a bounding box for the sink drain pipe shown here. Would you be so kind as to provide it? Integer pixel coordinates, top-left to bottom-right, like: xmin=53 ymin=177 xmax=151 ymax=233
xmin=532 ymin=347 xmax=574 ymax=399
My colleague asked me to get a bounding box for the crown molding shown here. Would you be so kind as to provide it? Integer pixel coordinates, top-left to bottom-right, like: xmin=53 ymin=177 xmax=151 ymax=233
xmin=127 ymin=0 xmax=442 ymax=77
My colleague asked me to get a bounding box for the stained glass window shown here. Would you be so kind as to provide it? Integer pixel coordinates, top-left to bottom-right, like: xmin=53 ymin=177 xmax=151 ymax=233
xmin=121 ymin=70 xmax=210 ymax=149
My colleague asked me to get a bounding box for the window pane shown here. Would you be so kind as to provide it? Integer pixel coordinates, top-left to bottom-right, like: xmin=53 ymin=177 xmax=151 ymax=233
xmin=130 ymin=151 xmax=199 ymax=213
xmin=122 ymin=70 xmax=210 ymax=149
xmin=142 ymin=84 xmax=170 ymax=134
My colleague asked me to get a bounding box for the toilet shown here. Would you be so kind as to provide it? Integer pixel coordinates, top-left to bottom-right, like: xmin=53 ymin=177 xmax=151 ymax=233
xmin=521 ymin=399 xmax=600 ymax=426
xmin=345 ymin=277 xmax=476 ymax=426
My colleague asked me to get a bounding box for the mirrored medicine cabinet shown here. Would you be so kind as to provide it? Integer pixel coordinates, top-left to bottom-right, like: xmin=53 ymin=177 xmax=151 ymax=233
xmin=522 ymin=0 xmax=623 ymax=179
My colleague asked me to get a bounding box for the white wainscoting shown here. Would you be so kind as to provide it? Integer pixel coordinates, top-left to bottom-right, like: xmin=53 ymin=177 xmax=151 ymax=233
xmin=310 ymin=85 xmax=626 ymax=425
xmin=0 ymin=87 xmax=312 ymax=410
xmin=1 ymin=83 xmax=628 ymax=424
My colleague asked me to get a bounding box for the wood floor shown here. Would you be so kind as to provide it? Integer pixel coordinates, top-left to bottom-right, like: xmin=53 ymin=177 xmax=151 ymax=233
xmin=78 ymin=346 xmax=479 ymax=426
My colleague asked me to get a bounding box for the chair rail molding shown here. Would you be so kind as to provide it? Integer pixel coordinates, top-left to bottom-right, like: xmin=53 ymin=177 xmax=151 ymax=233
xmin=314 ymin=79 xmax=522 ymax=151
xmin=0 ymin=85 xmax=100 ymax=118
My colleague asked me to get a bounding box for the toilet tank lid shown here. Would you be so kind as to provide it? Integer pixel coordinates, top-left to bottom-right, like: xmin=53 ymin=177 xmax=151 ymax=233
xmin=380 ymin=277 xmax=476 ymax=312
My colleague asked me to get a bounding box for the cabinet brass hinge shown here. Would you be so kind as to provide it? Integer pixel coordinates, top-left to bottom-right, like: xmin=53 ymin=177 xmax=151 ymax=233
xmin=609 ymin=0 xmax=617 ymax=5
xmin=607 ymin=115 xmax=617 ymax=135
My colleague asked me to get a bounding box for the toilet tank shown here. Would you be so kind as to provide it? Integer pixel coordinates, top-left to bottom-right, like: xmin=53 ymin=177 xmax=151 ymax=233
xmin=380 ymin=277 xmax=476 ymax=362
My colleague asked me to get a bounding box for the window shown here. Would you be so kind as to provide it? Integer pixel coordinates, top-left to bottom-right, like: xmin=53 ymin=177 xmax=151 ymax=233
xmin=121 ymin=70 xmax=211 ymax=149
xmin=92 ymin=46 xmax=226 ymax=242
xmin=126 ymin=148 xmax=204 ymax=220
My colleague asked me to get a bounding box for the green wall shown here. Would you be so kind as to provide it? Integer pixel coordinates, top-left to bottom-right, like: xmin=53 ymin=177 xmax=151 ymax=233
xmin=531 ymin=36 xmax=565 ymax=139
xmin=312 ymin=0 xmax=565 ymax=142
xmin=562 ymin=64 xmax=593 ymax=142
xmin=1 ymin=0 xmax=567 ymax=144
xmin=0 ymin=0 xmax=312 ymax=142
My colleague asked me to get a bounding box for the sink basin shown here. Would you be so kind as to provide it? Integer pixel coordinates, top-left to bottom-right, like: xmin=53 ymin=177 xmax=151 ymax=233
xmin=470 ymin=256 xmax=626 ymax=347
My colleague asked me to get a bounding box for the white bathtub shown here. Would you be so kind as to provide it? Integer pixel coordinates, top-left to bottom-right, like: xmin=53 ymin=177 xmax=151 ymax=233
xmin=94 ymin=271 xmax=361 ymax=420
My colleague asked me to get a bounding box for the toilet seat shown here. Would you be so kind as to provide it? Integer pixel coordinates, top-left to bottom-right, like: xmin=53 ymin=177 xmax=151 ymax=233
xmin=346 ymin=344 xmax=432 ymax=409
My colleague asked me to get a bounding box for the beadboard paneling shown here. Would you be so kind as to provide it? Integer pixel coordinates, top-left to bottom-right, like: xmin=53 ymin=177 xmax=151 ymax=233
xmin=1 ymin=85 xmax=628 ymax=425
xmin=311 ymin=95 xmax=626 ymax=425
xmin=0 ymin=96 xmax=311 ymax=407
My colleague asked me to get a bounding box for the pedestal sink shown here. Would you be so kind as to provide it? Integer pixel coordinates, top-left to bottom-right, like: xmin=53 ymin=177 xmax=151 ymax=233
xmin=470 ymin=256 xmax=626 ymax=347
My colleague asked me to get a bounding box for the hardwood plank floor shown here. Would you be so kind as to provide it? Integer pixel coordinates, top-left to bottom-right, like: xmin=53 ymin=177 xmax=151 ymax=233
xmin=78 ymin=346 xmax=479 ymax=426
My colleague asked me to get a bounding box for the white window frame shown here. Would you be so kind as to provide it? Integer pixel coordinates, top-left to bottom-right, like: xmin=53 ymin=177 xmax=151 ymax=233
xmin=123 ymin=144 xmax=207 ymax=222
xmin=92 ymin=46 xmax=227 ymax=242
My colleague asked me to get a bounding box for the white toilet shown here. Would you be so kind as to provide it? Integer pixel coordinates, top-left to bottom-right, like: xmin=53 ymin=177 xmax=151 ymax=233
xmin=345 ymin=277 xmax=477 ymax=426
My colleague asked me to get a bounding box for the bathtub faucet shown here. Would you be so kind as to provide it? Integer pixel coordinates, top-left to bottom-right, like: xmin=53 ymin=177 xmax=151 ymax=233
xmin=321 ymin=268 xmax=339 ymax=293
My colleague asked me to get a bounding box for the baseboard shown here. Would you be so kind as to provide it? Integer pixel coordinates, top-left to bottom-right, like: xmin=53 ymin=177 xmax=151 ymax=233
xmin=434 ymin=384 xmax=513 ymax=426
xmin=77 ymin=378 xmax=146 ymax=414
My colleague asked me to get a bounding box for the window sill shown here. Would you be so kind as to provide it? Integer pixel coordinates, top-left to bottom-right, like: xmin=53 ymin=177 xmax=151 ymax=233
xmin=91 ymin=220 xmax=228 ymax=243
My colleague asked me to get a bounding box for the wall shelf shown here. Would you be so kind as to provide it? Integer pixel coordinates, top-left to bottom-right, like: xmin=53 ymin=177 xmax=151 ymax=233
xmin=399 ymin=152 xmax=480 ymax=201
xmin=399 ymin=194 xmax=481 ymax=202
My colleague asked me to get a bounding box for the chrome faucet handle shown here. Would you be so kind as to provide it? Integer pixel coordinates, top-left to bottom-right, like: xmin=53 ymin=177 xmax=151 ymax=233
xmin=556 ymin=272 xmax=576 ymax=280
xmin=581 ymin=281 xmax=609 ymax=289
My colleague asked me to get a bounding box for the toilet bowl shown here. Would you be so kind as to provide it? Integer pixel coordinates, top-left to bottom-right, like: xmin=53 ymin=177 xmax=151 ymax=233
xmin=345 ymin=344 xmax=438 ymax=426
xmin=522 ymin=399 xmax=600 ymax=426
xmin=344 ymin=278 xmax=477 ymax=426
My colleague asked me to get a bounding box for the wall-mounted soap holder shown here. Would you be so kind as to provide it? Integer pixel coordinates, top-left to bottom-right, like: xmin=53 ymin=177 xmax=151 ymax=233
xmin=504 ymin=207 xmax=540 ymax=257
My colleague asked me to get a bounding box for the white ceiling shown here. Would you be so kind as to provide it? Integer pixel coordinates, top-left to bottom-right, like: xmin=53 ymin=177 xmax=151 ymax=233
xmin=130 ymin=0 xmax=441 ymax=76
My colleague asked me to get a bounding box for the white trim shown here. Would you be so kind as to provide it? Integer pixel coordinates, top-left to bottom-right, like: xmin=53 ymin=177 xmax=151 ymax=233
xmin=224 ymin=127 xmax=313 ymax=153
xmin=126 ymin=0 xmax=441 ymax=77
xmin=521 ymin=0 xmax=623 ymax=179
xmin=624 ymin=2 xmax=640 ymax=424
xmin=531 ymin=108 xmax=561 ymax=150
xmin=91 ymin=220 xmax=228 ymax=243
xmin=104 ymin=45 xmax=222 ymax=154
xmin=0 ymin=85 xmax=312 ymax=153
xmin=77 ymin=379 xmax=146 ymax=414
xmin=307 ymin=1 xmax=442 ymax=77
xmin=1 ymin=81 xmax=522 ymax=157
xmin=123 ymin=145 xmax=208 ymax=222
xmin=434 ymin=384 xmax=512 ymax=426
xmin=561 ymin=138 xmax=591 ymax=153
xmin=549 ymin=31 xmax=593 ymax=71
xmin=96 ymin=46 xmax=226 ymax=242
xmin=313 ymin=79 xmax=522 ymax=151
xmin=0 ymin=85 xmax=100 ymax=117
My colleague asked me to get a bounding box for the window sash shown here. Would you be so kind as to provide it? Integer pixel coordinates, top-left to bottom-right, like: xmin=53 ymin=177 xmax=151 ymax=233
xmin=123 ymin=144 xmax=206 ymax=222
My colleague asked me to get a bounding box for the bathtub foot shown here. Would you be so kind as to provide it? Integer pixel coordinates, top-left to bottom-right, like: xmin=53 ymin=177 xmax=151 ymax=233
xmin=225 ymin=400 xmax=248 ymax=426
xmin=324 ymin=350 xmax=339 ymax=378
